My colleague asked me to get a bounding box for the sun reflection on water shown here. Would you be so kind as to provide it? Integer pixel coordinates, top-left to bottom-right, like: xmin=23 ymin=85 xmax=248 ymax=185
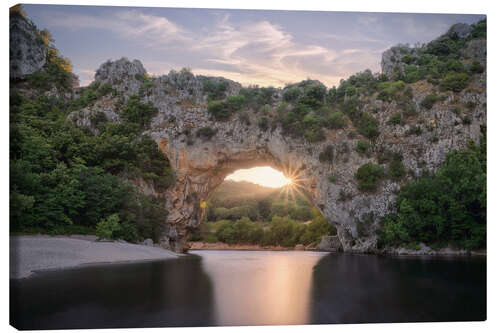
xmin=196 ymin=251 xmax=327 ymax=326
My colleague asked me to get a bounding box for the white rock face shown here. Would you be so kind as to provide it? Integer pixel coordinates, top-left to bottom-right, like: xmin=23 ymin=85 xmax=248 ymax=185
xmin=448 ymin=23 xmax=472 ymax=39
xmin=70 ymin=47 xmax=486 ymax=253
xmin=317 ymin=236 xmax=343 ymax=252
xmin=381 ymin=44 xmax=417 ymax=77
xmin=10 ymin=13 xmax=47 ymax=78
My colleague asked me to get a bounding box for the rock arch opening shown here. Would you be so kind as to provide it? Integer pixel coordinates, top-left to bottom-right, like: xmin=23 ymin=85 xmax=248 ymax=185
xmin=185 ymin=166 xmax=336 ymax=249
xmin=155 ymin=142 xmax=331 ymax=252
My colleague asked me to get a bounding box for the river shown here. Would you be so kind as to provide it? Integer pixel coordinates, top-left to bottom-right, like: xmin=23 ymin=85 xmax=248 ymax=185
xmin=10 ymin=250 xmax=486 ymax=329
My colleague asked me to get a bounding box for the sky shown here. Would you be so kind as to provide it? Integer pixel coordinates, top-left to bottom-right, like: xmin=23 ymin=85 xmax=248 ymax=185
xmin=226 ymin=167 xmax=291 ymax=188
xmin=23 ymin=5 xmax=484 ymax=88
xmin=20 ymin=5 xmax=484 ymax=188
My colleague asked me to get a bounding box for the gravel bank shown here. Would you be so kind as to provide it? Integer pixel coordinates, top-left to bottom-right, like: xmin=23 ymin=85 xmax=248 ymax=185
xmin=10 ymin=235 xmax=180 ymax=279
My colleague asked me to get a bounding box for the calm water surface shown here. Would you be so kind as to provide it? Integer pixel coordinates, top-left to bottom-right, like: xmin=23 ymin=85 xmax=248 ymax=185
xmin=10 ymin=251 xmax=486 ymax=329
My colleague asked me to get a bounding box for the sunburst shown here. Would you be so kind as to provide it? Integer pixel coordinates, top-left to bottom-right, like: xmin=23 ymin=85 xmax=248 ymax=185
xmin=275 ymin=159 xmax=314 ymax=209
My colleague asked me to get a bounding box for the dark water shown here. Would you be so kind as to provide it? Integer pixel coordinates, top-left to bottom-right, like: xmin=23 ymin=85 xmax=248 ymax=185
xmin=10 ymin=251 xmax=486 ymax=329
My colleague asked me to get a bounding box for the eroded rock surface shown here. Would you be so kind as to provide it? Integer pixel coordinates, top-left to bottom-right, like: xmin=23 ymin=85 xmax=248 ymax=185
xmin=10 ymin=13 xmax=47 ymax=78
xmin=69 ymin=32 xmax=486 ymax=254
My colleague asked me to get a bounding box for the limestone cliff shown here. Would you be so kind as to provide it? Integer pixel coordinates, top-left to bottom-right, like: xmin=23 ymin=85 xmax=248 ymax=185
xmin=10 ymin=11 xmax=47 ymax=78
xmin=69 ymin=25 xmax=486 ymax=253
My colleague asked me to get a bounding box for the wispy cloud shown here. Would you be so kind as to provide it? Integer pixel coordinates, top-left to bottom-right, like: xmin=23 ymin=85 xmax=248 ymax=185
xmin=189 ymin=16 xmax=342 ymax=86
xmin=43 ymin=9 xmax=188 ymax=48
xmin=44 ymin=8 xmax=470 ymax=88
xmin=45 ymin=8 xmax=355 ymax=87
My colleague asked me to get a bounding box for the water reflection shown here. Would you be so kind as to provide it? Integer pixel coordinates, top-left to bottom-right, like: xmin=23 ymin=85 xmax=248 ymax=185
xmin=10 ymin=256 xmax=215 ymax=330
xmin=310 ymin=253 xmax=486 ymax=324
xmin=192 ymin=250 xmax=327 ymax=326
xmin=10 ymin=251 xmax=486 ymax=329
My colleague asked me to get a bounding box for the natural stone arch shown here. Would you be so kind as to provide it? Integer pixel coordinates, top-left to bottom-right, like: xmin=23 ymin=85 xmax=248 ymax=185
xmin=71 ymin=58 xmax=486 ymax=253
xmin=154 ymin=135 xmax=327 ymax=252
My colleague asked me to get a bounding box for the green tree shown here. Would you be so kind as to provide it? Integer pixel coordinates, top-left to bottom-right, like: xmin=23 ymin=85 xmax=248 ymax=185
xmin=378 ymin=137 xmax=486 ymax=249
xmin=96 ymin=214 xmax=121 ymax=240
xmin=355 ymin=163 xmax=384 ymax=192
xmin=120 ymin=95 xmax=158 ymax=129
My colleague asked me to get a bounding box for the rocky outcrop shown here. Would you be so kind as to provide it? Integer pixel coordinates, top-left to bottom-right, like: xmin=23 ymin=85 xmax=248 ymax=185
xmin=10 ymin=12 xmax=47 ymax=78
xmin=448 ymin=23 xmax=473 ymax=39
xmin=381 ymin=243 xmax=479 ymax=256
xmin=317 ymin=236 xmax=343 ymax=252
xmin=381 ymin=44 xmax=417 ymax=77
xmin=463 ymin=39 xmax=487 ymax=66
xmin=68 ymin=56 xmax=485 ymax=253
xmin=381 ymin=23 xmax=483 ymax=78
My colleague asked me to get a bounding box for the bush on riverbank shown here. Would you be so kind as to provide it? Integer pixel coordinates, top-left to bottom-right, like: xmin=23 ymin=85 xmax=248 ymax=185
xmin=377 ymin=134 xmax=486 ymax=250
xmin=195 ymin=213 xmax=335 ymax=248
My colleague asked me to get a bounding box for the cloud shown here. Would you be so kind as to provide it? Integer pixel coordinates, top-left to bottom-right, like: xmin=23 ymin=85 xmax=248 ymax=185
xmin=43 ymin=9 xmax=188 ymax=48
xmin=189 ymin=17 xmax=344 ymax=86
xmin=44 ymin=8 xmax=385 ymax=87
xmin=76 ymin=69 xmax=95 ymax=87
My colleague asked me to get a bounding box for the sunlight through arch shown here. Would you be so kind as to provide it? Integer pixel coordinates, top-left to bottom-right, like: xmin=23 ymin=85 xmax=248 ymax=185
xmin=225 ymin=166 xmax=292 ymax=189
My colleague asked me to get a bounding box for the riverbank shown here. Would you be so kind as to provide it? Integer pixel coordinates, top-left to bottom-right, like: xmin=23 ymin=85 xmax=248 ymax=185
xmin=187 ymin=241 xmax=486 ymax=256
xmin=10 ymin=235 xmax=180 ymax=279
xmin=188 ymin=241 xmax=317 ymax=251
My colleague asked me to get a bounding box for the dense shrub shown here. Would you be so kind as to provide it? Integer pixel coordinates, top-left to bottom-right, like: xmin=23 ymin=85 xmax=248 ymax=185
xmin=225 ymin=95 xmax=246 ymax=111
xmin=324 ymin=111 xmax=347 ymax=129
xmin=202 ymin=79 xmax=228 ymax=101
xmin=258 ymin=116 xmax=269 ymax=131
xmin=355 ymin=140 xmax=371 ymax=155
xmin=376 ymin=81 xmax=405 ymax=101
xmin=304 ymin=126 xmax=325 ymax=143
xmin=90 ymin=111 xmax=107 ymax=128
xmin=207 ymin=100 xmax=230 ymax=120
xmin=283 ymin=87 xmax=301 ymax=102
xmin=196 ymin=126 xmax=217 ymax=140
xmin=355 ymin=163 xmax=384 ymax=192
xmin=334 ymin=70 xmax=380 ymax=101
xmin=440 ymin=72 xmax=470 ymax=92
xmin=377 ymin=137 xmax=486 ymax=250
xmin=215 ymin=218 xmax=263 ymax=245
xmin=96 ymin=214 xmax=121 ymax=240
xmin=319 ymin=145 xmax=334 ymax=163
xmin=356 ymin=113 xmax=379 ymax=139
xmin=388 ymin=153 xmax=406 ymax=180
xmin=420 ymin=93 xmax=439 ymax=110
xmin=470 ymin=19 xmax=486 ymax=39
xmin=469 ymin=61 xmax=484 ymax=74
xmin=203 ymin=234 xmax=218 ymax=243
xmin=297 ymin=84 xmax=326 ymax=109
xmin=239 ymin=86 xmax=276 ymax=109
xmin=298 ymin=215 xmax=336 ymax=246
xmin=387 ymin=113 xmax=403 ymax=126
xmin=120 ymin=95 xmax=158 ymax=129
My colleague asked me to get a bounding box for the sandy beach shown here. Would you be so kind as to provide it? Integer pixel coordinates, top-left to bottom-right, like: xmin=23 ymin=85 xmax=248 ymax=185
xmin=10 ymin=235 xmax=180 ymax=279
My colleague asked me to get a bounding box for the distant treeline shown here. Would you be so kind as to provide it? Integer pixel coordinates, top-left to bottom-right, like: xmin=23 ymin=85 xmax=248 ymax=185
xmin=204 ymin=180 xmax=316 ymax=222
